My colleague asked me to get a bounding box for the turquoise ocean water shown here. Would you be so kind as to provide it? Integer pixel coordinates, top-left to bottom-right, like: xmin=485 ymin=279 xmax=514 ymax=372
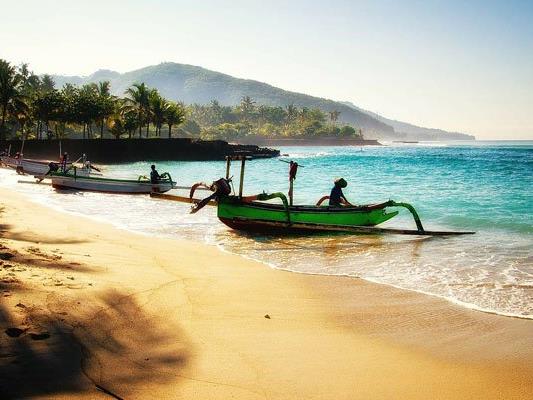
xmin=1 ymin=141 xmax=532 ymax=318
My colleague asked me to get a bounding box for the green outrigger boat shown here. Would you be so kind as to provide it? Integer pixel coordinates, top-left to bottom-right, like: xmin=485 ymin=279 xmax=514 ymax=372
xmin=180 ymin=156 xmax=474 ymax=236
xmin=216 ymin=195 xmax=425 ymax=235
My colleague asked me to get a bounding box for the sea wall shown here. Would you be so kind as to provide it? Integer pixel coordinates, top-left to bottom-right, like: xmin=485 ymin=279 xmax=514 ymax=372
xmin=0 ymin=139 xmax=280 ymax=163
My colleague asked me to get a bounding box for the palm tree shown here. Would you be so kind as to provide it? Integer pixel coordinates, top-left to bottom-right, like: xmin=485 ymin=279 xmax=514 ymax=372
xmin=96 ymin=81 xmax=115 ymax=139
xmin=328 ymin=110 xmax=341 ymax=124
xmin=299 ymin=107 xmax=309 ymax=124
xmin=0 ymin=60 xmax=24 ymax=140
xmin=107 ymin=112 xmax=125 ymax=139
xmin=209 ymin=100 xmax=223 ymax=125
xmin=239 ymin=96 xmax=256 ymax=124
xmin=76 ymin=84 xmax=99 ymax=139
xmin=149 ymin=89 xmax=166 ymax=137
xmin=32 ymin=90 xmax=64 ymax=140
xmin=123 ymin=109 xmax=139 ymax=139
xmin=124 ymin=83 xmax=150 ymax=138
xmin=40 ymin=74 xmax=55 ymax=92
xmin=8 ymin=96 xmax=30 ymax=140
xmin=285 ymin=104 xmax=298 ymax=127
xmin=164 ymin=101 xmax=186 ymax=138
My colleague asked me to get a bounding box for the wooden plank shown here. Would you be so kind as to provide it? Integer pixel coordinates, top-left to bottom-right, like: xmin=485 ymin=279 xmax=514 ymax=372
xmin=149 ymin=192 xmax=216 ymax=206
xmin=17 ymin=180 xmax=52 ymax=186
xmin=173 ymin=185 xmax=211 ymax=191
xmin=231 ymin=217 xmax=475 ymax=236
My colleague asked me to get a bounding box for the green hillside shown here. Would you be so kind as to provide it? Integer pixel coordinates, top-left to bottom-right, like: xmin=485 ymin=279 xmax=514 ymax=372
xmin=53 ymin=62 xmax=474 ymax=140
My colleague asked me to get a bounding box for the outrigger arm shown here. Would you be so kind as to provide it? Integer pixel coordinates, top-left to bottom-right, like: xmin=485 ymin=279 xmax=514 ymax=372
xmin=386 ymin=200 xmax=424 ymax=232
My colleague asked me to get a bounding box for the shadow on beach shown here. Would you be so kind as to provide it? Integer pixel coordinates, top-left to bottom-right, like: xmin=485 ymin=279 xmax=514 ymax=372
xmin=0 ymin=216 xmax=191 ymax=399
xmin=0 ymin=288 xmax=191 ymax=399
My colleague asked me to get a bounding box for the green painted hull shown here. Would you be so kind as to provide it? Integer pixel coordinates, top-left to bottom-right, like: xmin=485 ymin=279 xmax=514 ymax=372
xmin=217 ymin=196 xmax=398 ymax=233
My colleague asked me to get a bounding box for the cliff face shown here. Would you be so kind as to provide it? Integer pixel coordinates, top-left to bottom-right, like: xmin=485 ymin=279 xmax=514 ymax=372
xmin=1 ymin=139 xmax=279 ymax=163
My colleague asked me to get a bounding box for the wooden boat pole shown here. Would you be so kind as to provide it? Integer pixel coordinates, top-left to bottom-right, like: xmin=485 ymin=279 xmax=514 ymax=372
xmin=225 ymin=156 xmax=231 ymax=179
xmin=238 ymin=156 xmax=246 ymax=198
xmin=20 ymin=134 xmax=26 ymax=155
xmin=289 ymin=179 xmax=294 ymax=206
xmin=288 ymin=161 xmax=298 ymax=206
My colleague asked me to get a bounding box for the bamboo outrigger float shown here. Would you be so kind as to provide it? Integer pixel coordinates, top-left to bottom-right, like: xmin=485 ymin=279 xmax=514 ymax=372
xmin=158 ymin=156 xmax=474 ymax=236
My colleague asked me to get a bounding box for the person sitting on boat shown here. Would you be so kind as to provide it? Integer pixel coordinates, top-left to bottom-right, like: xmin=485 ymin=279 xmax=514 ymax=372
xmin=329 ymin=178 xmax=353 ymax=207
xmin=150 ymin=164 xmax=161 ymax=183
xmin=81 ymin=154 xmax=91 ymax=172
xmin=37 ymin=161 xmax=59 ymax=182
xmin=60 ymin=152 xmax=68 ymax=172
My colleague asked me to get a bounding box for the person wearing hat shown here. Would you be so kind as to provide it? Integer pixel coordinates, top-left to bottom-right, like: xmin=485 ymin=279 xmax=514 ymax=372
xmin=329 ymin=178 xmax=353 ymax=207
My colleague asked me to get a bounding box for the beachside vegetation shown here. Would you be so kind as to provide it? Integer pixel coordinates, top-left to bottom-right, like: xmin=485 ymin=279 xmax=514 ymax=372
xmin=0 ymin=59 xmax=362 ymax=141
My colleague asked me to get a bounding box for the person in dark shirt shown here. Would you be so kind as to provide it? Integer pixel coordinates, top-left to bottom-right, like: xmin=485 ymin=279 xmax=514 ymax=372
xmin=329 ymin=178 xmax=353 ymax=206
xmin=150 ymin=164 xmax=161 ymax=183
xmin=60 ymin=152 xmax=68 ymax=172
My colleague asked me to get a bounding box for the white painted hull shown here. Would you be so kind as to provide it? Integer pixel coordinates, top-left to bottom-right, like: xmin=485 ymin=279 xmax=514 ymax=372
xmin=0 ymin=156 xmax=95 ymax=177
xmin=0 ymin=156 xmax=59 ymax=175
xmin=49 ymin=175 xmax=174 ymax=194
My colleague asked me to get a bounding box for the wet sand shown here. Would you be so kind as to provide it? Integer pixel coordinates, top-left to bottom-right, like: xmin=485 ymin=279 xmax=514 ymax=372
xmin=0 ymin=189 xmax=532 ymax=399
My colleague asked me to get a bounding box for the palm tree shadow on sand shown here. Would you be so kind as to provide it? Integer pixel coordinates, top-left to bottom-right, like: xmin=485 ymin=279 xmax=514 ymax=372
xmin=0 ymin=216 xmax=191 ymax=399
xmin=0 ymin=286 xmax=191 ymax=399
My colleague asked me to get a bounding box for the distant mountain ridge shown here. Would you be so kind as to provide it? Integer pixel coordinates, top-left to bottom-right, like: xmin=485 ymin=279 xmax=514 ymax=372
xmin=52 ymin=62 xmax=474 ymax=141
xmin=340 ymin=101 xmax=475 ymax=141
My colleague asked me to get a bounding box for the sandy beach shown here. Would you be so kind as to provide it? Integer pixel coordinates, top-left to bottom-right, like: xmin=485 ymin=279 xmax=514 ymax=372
xmin=1 ymin=188 xmax=532 ymax=399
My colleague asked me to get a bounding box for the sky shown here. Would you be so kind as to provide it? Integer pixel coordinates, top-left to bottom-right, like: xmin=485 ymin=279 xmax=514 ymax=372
xmin=1 ymin=0 xmax=532 ymax=139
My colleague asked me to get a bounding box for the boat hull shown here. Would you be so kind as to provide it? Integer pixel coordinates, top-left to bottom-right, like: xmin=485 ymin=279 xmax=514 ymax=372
xmin=49 ymin=175 xmax=174 ymax=194
xmin=217 ymin=197 xmax=398 ymax=234
xmin=0 ymin=156 xmax=71 ymax=176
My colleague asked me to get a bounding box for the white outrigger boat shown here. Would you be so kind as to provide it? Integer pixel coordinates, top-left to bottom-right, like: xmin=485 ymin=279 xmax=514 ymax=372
xmin=47 ymin=169 xmax=175 ymax=194
xmin=0 ymin=155 xmax=72 ymax=176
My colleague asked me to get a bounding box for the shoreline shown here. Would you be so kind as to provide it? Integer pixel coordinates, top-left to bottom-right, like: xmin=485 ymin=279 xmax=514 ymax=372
xmin=4 ymin=169 xmax=533 ymax=321
xmin=16 ymin=179 xmax=533 ymax=322
xmin=1 ymin=188 xmax=533 ymax=398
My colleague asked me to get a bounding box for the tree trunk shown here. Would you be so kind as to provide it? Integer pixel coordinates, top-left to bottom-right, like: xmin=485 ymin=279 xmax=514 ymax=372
xmin=100 ymin=120 xmax=104 ymax=139
xmin=146 ymin=122 xmax=149 ymax=138
xmin=82 ymin=124 xmax=86 ymax=139
xmin=0 ymin=104 xmax=7 ymax=141
xmin=168 ymin=124 xmax=172 ymax=138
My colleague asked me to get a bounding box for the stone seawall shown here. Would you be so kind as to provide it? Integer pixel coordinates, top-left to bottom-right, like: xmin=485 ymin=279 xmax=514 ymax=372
xmin=0 ymin=139 xmax=280 ymax=163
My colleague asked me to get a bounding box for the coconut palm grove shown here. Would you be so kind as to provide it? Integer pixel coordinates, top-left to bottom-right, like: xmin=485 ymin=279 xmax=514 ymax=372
xmin=0 ymin=59 xmax=360 ymax=142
